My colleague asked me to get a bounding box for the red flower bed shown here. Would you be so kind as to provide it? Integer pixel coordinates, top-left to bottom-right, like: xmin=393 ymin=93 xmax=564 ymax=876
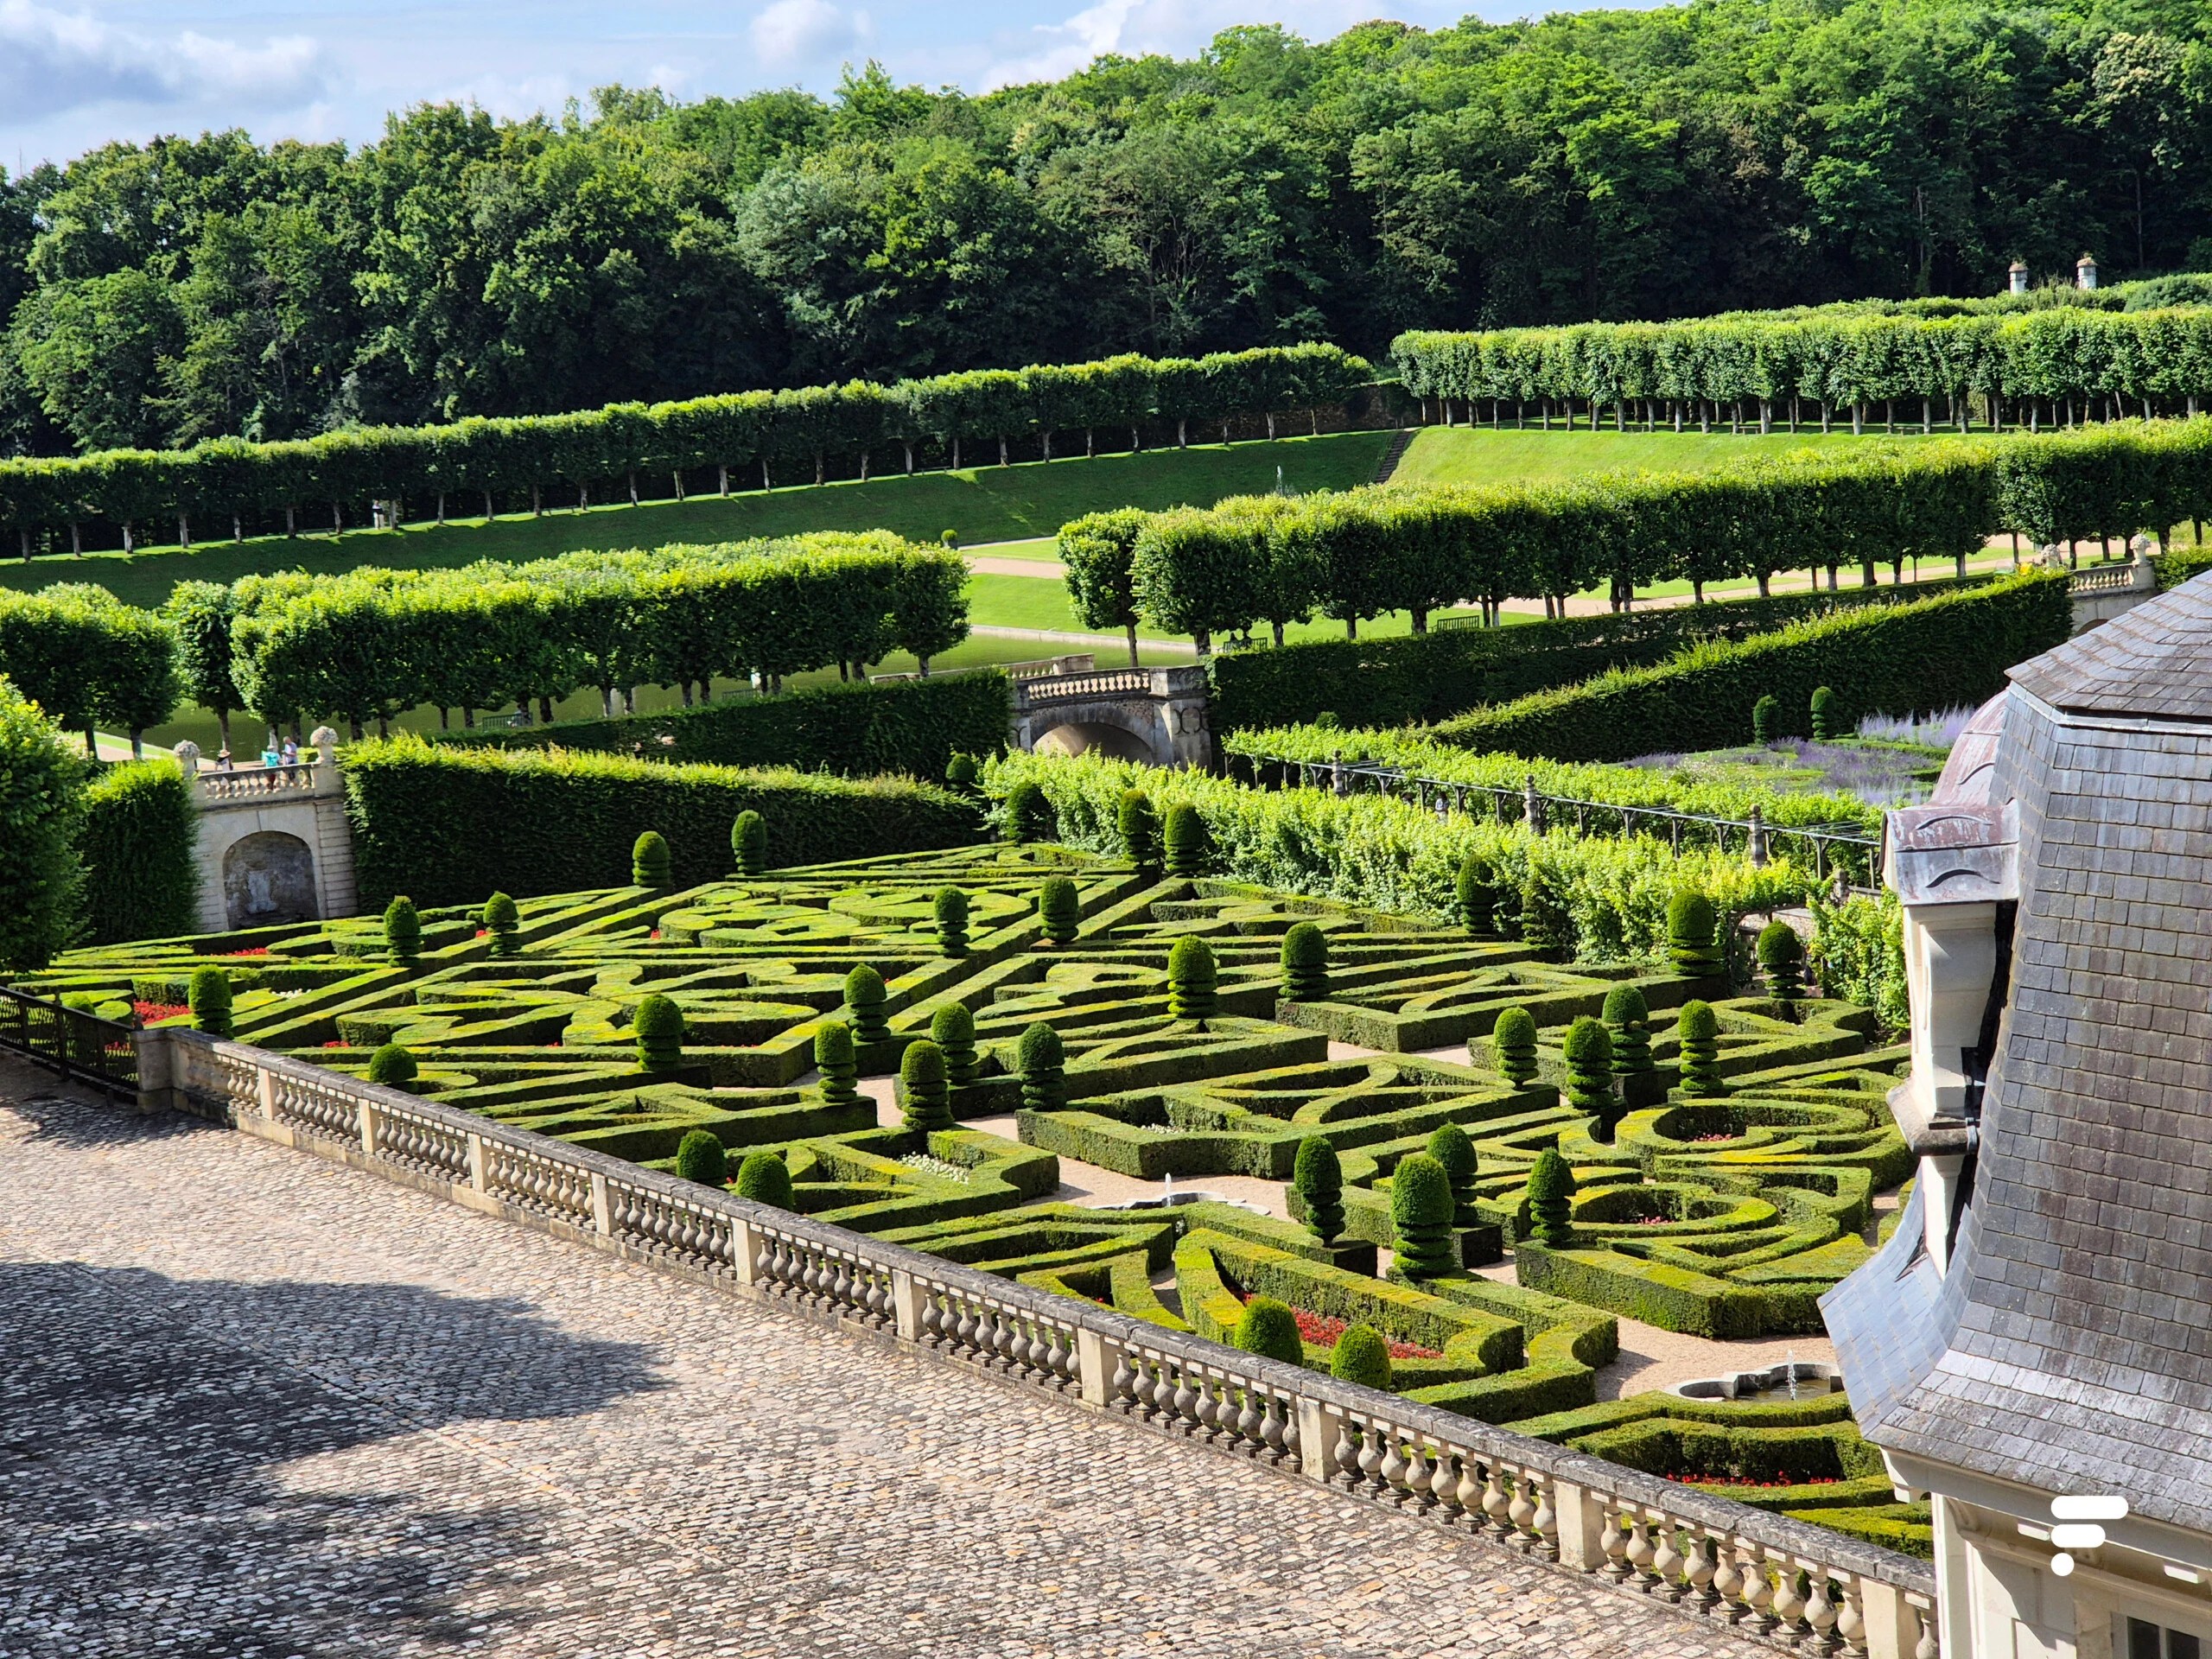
xmin=132 ymin=1001 xmax=188 ymax=1024
xmin=1685 ymin=1474 xmax=1840 ymax=1489
xmin=217 ymin=947 xmax=270 ymax=958
xmin=321 ymin=1039 xmax=350 ymax=1049
xmin=1237 ymin=1293 xmax=1443 ymax=1359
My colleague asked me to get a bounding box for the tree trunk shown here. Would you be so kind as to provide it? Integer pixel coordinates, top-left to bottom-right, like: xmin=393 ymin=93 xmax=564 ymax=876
xmin=123 ymin=522 xmax=135 ymax=554
xmin=579 ymin=485 xmax=589 ymax=512
xmin=1131 ymin=426 xmax=1142 ymax=453
xmin=1411 ymin=607 xmax=1428 ymax=635
xmin=537 ymin=696 xmax=554 ymax=724
xmin=1041 ymin=429 xmax=1052 ymax=461
xmin=762 ymin=458 xmax=772 ymax=489
xmin=999 ymin=437 xmax=1009 ymax=467
xmin=1086 ymin=427 xmax=1095 ymax=458
xmin=1270 ymin=620 xmax=1285 ymax=647
xmin=682 ymin=683 xmax=695 ymax=708
xmin=481 ymin=492 xmax=493 ymax=522
xmin=179 ymin=515 xmax=190 ymax=549
xmin=1193 ymin=627 xmax=1211 ymax=655
xmin=952 ymin=438 xmax=962 ymax=469
xmin=349 ymin=717 xmax=365 ymax=742
xmin=672 ymin=471 xmax=684 ymax=502
xmin=814 ymin=452 xmax=825 ymax=486
xmin=531 ymin=486 xmax=541 ymax=517
xmin=1344 ymin=616 xmax=1357 ymax=640
xmin=859 ymin=450 xmax=869 ymax=481
xmin=1265 ymin=410 xmax=1277 ymax=439
xmin=1757 ymin=571 xmax=1770 ymax=597
xmin=1125 ymin=622 xmax=1140 ymax=667
xmin=331 ymin=501 xmax=341 ymax=534
xmin=720 ymin=465 xmax=730 ymax=496
xmin=623 ymin=689 xmax=636 ymax=715
xmin=1177 ymin=419 xmax=1187 ymax=448
xmin=286 ymin=506 xmax=297 ymax=538
xmin=218 ymin=709 xmax=232 ymax=751
xmin=1852 ymin=404 xmax=1864 ymax=436
xmin=441 ymin=707 xmax=452 ymax=729
xmin=902 ymin=444 xmax=913 ymax=475
xmin=436 ymin=493 xmax=446 ymax=525
xmin=1693 ymin=579 xmax=1704 ymax=603
xmin=462 ymin=707 xmax=476 ymax=728
xmin=233 ymin=515 xmax=243 ymax=543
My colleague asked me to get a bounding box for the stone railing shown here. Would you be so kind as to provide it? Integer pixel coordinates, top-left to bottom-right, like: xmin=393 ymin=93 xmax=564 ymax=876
xmin=174 ymin=725 xmax=343 ymax=807
xmin=1013 ymin=665 xmax=1207 ymax=708
xmin=138 ymin=1025 xmax=1937 ymax=1657
xmin=2067 ymin=559 xmax=2156 ymax=597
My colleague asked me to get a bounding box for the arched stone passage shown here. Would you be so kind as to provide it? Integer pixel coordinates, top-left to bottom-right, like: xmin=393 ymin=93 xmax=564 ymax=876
xmin=1007 ymin=666 xmax=1212 ymax=771
xmin=1033 ymin=718 xmax=1159 ymax=764
xmin=223 ymin=831 xmax=320 ymax=930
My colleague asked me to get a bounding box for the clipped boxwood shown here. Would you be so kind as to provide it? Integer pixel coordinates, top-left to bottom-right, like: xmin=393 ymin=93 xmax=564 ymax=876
xmin=76 ymin=760 xmax=198 ymax=946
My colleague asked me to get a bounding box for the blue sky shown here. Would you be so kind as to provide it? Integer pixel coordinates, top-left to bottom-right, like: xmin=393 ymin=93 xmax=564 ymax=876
xmin=0 ymin=0 xmax=1510 ymax=171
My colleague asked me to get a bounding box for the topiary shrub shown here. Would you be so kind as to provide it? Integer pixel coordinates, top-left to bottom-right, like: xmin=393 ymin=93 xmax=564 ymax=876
xmin=735 ymin=1149 xmax=794 ymax=1209
xmin=1389 ymin=1153 xmax=1457 ymax=1279
xmin=365 ymin=1041 xmax=416 ymax=1089
xmin=900 ymin=1038 xmax=953 ymax=1134
xmin=632 ymin=829 xmax=671 ymax=887
xmin=187 ymin=964 xmax=233 ymax=1038
xmin=1117 ymin=789 xmax=1160 ymax=871
xmin=931 ymin=1002 xmax=978 ymax=1090
xmin=1603 ymin=984 xmax=1654 ymax=1084
xmin=944 ymin=753 xmax=980 ymax=795
xmin=731 ymin=810 xmax=768 ymax=874
xmin=1038 ymin=875 xmax=1080 ymax=946
xmin=1166 ymin=935 xmax=1217 ymax=1026
xmin=1752 ymin=693 xmax=1780 ymax=744
xmin=1527 ymin=1147 xmax=1578 ymax=1246
xmin=1230 ymin=1295 xmax=1305 ymax=1365
xmin=1162 ymin=803 xmax=1206 ymax=875
xmin=1279 ymin=920 xmax=1328 ymax=1001
xmin=1330 ymin=1324 xmax=1392 ymax=1390
xmin=940 ymin=528 xmax=960 ymax=550
xmin=815 ymin=1019 xmax=860 ymax=1105
xmin=1758 ymin=920 xmax=1807 ymax=1014
xmin=1455 ymin=852 xmax=1497 ymax=937
xmin=1293 ymin=1135 xmax=1344 ymax=1245
xmin=1003 ymin=780 xmax=1054 ymax=843
xmin=1426 ymin=1121 xmax=1480 ymax=1227
xmin=1017 ymin=1021 xmax=1065 ymax=1112
xmin=933 ymin=887 xmax=970 ymax=957
xmin=1810 ymin=684 xmax=1838 ymax=741
xmin=1667 ymin=891 xmax=1723 ymax=976
xmin=1489 ymin=1006 xmax=1539 ymax=1084
xmin=1563 ymin=1014 xmax=1618 ymax=1141
xmin=633 ymin=993 xmax=684 ymax=1073
xmin=1519 ymin=870 xmax=1573 ymax=958
xmin=675 ymin=1128 xmax=727 ymax=1187
xmin=842 ymin=963 xmax=889 ymax=1045
xmin=378 ymin=893 xmax=422 ymax=960
xmin=480 ymin=890 xmax=520 ymax=955
xmin=1677 ymin=1000 xmax=1727 ymax=1097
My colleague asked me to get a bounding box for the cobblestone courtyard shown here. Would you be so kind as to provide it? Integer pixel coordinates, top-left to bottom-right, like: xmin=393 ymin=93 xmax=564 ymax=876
xmin=0 ymin=1058 xmax=1777 ymax=1659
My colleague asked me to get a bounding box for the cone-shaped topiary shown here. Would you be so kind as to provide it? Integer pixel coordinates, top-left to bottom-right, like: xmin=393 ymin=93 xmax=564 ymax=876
xmin=1166 ymin=935 xmax=1217 ymax=1026
xmin=187 ymin=964 xmax=232 ymax=1037
xmin=1563 ymin=1014 xmax=1618 ymax=1140
xmin=899 ymin=1038 xmax=953 ymax=1134
xmin=1017 ymin=1021 xmax=1065 ymax=1112
xmin=1118 ymin=789 xmax=1160 ymax=870
xmin=633 ymin=994 xmax=684 ymax=1074
xmin=933 ymin=887 xmax=970 ymax=957
xmin=1526 ymin=1147 xmax=1578 ymax=1247
xmin=1677 ymin=1000 xmax=1727 ymax=1097
xmin=366 ymin=1041 xmax=416 ymax=1089
xmin=944 ymin=753 xmax=980 ymax=794
xmin=1231 ymin=1295 xmax=1305 ymax=1365
xmin=1389 ymin=1153 xmax=1457 ymax=1279
xmin=1667 ymin=890 xmax=1723 ymax=976
xmin=1519 ymin=871 xmax=1572 ymax=958
xmin=1810 ymin=684 xmax=1838 ymax=741
xmin=731 ymin=810 xmax=768 ymax=874
xmin=1455 ymin=853 xmax=1497 ymax=937
xmin=1330 ymin=1325 xmax=1392 ymax=1390
xmin=1293 ymin=1135 xmax=1344 ymax=1244
xmin=1163 ymin=803 xmax=1206 ymax=875
xmin=1038 ymin=875 xmax=1080 ymax=946
xmin=1603 ymin=984 xmax=1654 ymax=1082
xmin=842 ymin=963 xmax=889 ymax=1045
xmin=1758 ymin=920 xmax=1808 ymax=1013
xmin=735 ymin=1149 xmax=794 ymax=1209
xmin=931 ymin=1002 xmax=978 ymax=1089
xmin=481 ymin=891 xmax=520 ymax=955
xmin=384 ymin=894 xmax=422 ymax=961
xmin=675 ymin=1128 xmax=726 ymax=1187
xmin=1279 ymin=920 xmax=1328 ymax=1001
xmin=1752 ymin=693 xmax=1779 ymax=743
xmin=632 ymin=830 xmax=671 ymax=887
xmin=814 ymin=1019 xmax=859 ymax=1105
xmin=1489 ymin=1006 xmax=1539 ymax=1085
xmin=1003 ymin=780 xmax=1054 ymax=843
xmin=1426 ymin=1122 xmax=1481 ymax=1227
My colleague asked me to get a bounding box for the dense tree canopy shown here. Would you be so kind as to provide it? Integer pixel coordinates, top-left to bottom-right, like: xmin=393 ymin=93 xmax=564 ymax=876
xmin=3 ymin=0 xmax=2209 ymax=457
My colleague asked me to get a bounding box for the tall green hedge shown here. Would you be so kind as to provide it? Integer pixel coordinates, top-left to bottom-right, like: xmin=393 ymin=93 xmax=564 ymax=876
xmin=0 ymin=675 xmax=85 ymax=970
xmin=343 ymin=736 xmax=983 ymax=906
xmin=77 ymin=760 xmax=200 ymax=945
xmin=433 ymin=671 xmax=1011 ymax=779
xmin=0 ymin=584 xmax=179 ymax=747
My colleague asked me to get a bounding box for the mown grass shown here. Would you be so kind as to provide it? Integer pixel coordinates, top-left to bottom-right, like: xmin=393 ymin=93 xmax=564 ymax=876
xmin=1389 ymin=423 xmax=2018 ymax=490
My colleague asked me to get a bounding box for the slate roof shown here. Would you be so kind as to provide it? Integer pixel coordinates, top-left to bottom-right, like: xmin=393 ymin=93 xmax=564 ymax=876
xmin=1825 ymin=572 xmax=2212 ymax=1531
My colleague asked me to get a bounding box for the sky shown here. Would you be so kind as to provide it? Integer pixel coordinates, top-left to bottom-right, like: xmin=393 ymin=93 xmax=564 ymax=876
xmin=0 ymin=0 xmax=1502 ymax=171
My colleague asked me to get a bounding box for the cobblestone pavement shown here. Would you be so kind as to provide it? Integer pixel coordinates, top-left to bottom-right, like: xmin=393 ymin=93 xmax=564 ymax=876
xmin=0 ymin=1062 xmax=1777 ymax=1659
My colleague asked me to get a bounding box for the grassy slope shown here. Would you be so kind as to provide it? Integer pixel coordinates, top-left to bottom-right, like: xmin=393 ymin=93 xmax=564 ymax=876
xmin=1390 ymin=423 xmax=2010 ymax=489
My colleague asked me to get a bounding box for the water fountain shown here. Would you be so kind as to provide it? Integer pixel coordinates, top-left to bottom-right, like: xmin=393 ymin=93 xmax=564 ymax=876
xmin=1669 ymin=1357 xmax=1840 ymax=1404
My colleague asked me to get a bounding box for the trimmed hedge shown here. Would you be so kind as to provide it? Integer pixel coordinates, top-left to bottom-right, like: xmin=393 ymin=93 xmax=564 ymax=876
xmin=429 ymin=671 xmax=1011 ymax=781
xmin=0 ymin=583 xmax=180 ymax=746
xmin=0 ymin=676 xmax=85 ymax=971
xmin=77 ymin=760 xmax=199 ymax=945
xmin=342 ymin=735 xmax=983 ymax=906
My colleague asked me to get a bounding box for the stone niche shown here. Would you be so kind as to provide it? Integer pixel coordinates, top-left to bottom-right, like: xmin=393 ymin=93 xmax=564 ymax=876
xmin=222 ymin=831 xmax=321 ymax=929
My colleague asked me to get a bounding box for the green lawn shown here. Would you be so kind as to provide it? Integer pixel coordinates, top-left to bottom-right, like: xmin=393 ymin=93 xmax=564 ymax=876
xmin=1391 ymin=423 xmax=2016 ymax=489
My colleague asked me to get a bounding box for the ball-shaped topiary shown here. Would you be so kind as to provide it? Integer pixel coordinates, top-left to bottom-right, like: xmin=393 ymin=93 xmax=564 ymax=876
xmin=480 ymin=890 xmax=520 ymax=955
xmin=735 ymin=1149 xmax=794 ymax=1209
xmin=944 ymin=753 xmax=980 ymax=795
xmin=187 ymin=964 xmax=233 ymax=1038
xmin=1454 ymin=853 xmax=1497 ymax=937
xmin=1279 ymin=920 xmax=1329 ymax=1001
xmin=633 ymin=994 xmax=685 ymax=1074
xmin=1230 ymin=1295 xmax=1305 ymax=1365
xmin=940 ymin=528 xmax=960 ymax=550
xmin=1752 ymin=693 xmax=1780 ymax=744
xmin=933 ymin=887 xmax=970 ymax=957
xmin=1003 ymin=780 xmax=1054 ymax=844
xmin=384 ymin=894 xmax=422 ymax=962
xmin=731 ymin=810 xmax=768 ymax=875
xmin=1562 ymin=1014 xmax=1618 ymax=1139
xmin=1602 ymin=984 xmax=1654 ymax=1080
xmin=1489 ymin=1006 xmax=1539 ymax=1085
xmin=1162 ymin=803 xmax=1207 ymax=875
xmin=675 ymin=1128 xmax=726 ymax=1187
xmin=931 ymin=1001 xmax=979 ymax=1089
xmin=1758 ymin=920 xmax=1808 ymax=1012
xmin=1293 ymin=1135 xmax=1344 ymax=1244
xmin=631 ymin=830 xmax=671 ymax=887
xmin=1809 ymin=684 xmax=1838 ymax=741
xmin=814 ymin=1019 xmax=860 ymax=1105
xmin=1016 ymin=1021 xmax=1065 ymax=1113
xmin=899 ymin=1038 xmax=953 ymax=1134
xmin=1525 ymin=1147 xmax=1578 ymax=1247
xmin=1038 ymin=875 xmax=1080 ymax=946
xmin=1117 ymin=790 xmax=1160 ymax=871
xmin=1166 ymin=935 xmax=1217 ymax=1026
xmin=1676 ymin=1000 xmax=1728 ymax=1097
xmin=842 ymin=963 xmax=890 ymax=1045
xmin=1667 ymin=890 xmax=1723 ymax=976
xmin=1425 ymin=1122 xmax=1481 ymax=1227
xmin=1389 ymin=1153 xmax=1457 ymax=1280
xmin=1330 ymin=1325 xmax=1393 ymax=1390
xmin=365 ymin=1041 xmax=416 ymax=1089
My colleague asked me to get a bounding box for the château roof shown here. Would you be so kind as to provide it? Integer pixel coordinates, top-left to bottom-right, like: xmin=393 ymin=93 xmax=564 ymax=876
xmin=2007 ymin=573 xmax=2212 ymax=721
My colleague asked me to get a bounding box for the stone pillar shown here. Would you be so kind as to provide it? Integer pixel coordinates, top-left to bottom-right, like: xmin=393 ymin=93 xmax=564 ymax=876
xmin=1549 ymin=1478 xmax=1611 ymax=1571
xmin=893 ymin=1268 xmax=925 ymax=1340
xmin=132 ymin=1025 xmax=174 ymax=1116
xmin=1076 ymin=1327 xmax=1114 ymax=1406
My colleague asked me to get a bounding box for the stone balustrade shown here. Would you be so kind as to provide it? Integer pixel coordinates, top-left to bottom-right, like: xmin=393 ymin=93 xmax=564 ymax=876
xmin=139 ymin=1023 xmax=1936 ymax=1658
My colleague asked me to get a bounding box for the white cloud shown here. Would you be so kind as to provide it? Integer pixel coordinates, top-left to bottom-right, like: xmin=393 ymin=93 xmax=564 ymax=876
xmin=0 ymin=1 xmax=328 ymax=120
xmin=750 ymin=0 xmax=861 ymax=71
xmin=981 ymin=0 xmax=1135 ymax=88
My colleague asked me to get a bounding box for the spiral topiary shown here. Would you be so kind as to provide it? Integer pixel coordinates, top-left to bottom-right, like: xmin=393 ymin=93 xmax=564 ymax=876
xmin=1166 ymin=935 xmax=1217 ymax=1026
xmin=899 ymin=1038 xmax=953 ymax=1134
xmin=1279 ymin=920 xmax=1328 ymax=1001
xmin=1526 ymin=1147 xmax=1577 ymax=1247
xmin=1389 ymin=1153 xmax=1457 ymax=1280
xmin=1330 ymin=1325 xmax=1393 ymax=1390
xmin=1017 ymin=1021 xmax=1065 ymax=1113
xmin=365 ymin=1041 xmax=416 ymax=1089
xmin=1752 ymin=693 xmax=1780 ymax=744
xmin=480 ymin=891 xmax=520 ymax=955
xmin=1489 ymin=1006 xmax=1539 ymax=1085
xmin=187 ymin=964 xmax=233 ymax=1038
xmin=1162 ymin=803 xmax=1207 ymax=875
xmin=1230 ymin=1295 xmax=1305 ymax=1365
xmin=933 ymin=887 xmax=970 ymax=957
xmin=1038 ymin=875 xmax=1080 ymax=946
xmin=633 ymin=994 xmax=684 ymax=1074
xmin=842 ymin=963 xmax=889 ymax=1045
xmin=735 ymin=1149 xmax=794 ymax=1209
xmin=1603 ymin=984 xmax=1654 ymax=1083
xmin=1117 ymin=789 xmax=1160 ymax=871
xmin=384 ymin=894 xmax=422 ymax=962
xmin=1677 ymin=1000 xmax=1727 ymax=1097
xmin=1667 ymin=890 xmax=1723 ymax=976
xmin=1426 ymin=1121 xmax=1480 ymax=1227
xmin=1454 ymin=852 xmax=1497 ymax=937
xmin=1003 ymin=780 xmax=1054 ymax=843
xmin=1758 ymin=919 xmax=1808 ymax=1013
xmin=814 ymin=1019 xmax=859 ymax=1105
xmin=944 ymin=753 xmax=980 ymax=794
xmin=731 ymin=810 xmax=768 ymax=875
xmin=1293 ymin=1135 xmax=1344 ymax=1244
xmin=631 ymin=830 xmax=671 ymax=887
xmin=1519 ymin=870 xmax=1572 ymax=958
xmin=1562 ymin=1014 xmax=1618 ymax=1139
xmin=931 ymin=1001 xmax=978 ymax=1090
xmin=1810 ymin=684 xmax=1838 ymax=741
xmin=675 ymin=1128 xmax=726 ymax=1187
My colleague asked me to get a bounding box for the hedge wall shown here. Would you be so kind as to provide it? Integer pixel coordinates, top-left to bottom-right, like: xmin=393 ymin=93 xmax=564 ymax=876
xmin=1427 ymin=572 xmax=2071 ymax=764
xmin=0 ymin=675 xmax=85 ymax=971
xmin=344 ymin=736 xmax=984 ymax=907
xmin=77 ymin=760 xmax=199 ymax=946
xmin=429 ymin=671 xmax=1010 ymax=779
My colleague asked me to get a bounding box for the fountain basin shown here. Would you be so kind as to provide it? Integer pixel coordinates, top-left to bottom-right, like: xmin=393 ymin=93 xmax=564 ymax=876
xmin=1669 ymin=1361 xmax=1840 ymax=1404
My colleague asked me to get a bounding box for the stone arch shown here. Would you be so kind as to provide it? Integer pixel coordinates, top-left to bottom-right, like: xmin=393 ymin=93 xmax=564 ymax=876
xmin=222 ymin=830 xmax=320 ymax=930
xmin=1032 ymin=715 xmax=1161 ymax=765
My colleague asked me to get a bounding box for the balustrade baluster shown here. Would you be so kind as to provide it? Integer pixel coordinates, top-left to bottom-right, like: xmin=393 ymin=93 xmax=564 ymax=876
xmin=1170 ymin=1370 xmax=1198 ymax=1429
xmin=1624 ymin=1517 xmax=1658 ymax=1589
xmin=1745 ymin=1554 xmax=1777 ymax=1632
xmin=1507 ymin=1474 xmax=1538 ymax=1548
xmin=1713 ymin=1540 xmax=1746 ymax=1618
xmin=1110 ymin=1350 xmax=1135 ymax=1404
xmin=1835 ymin=1581 xmax=1867 ymax=1656
xmin=1357 ymin=1423 xmax=1385 ymax=1491
xmin=1688 ymin=1534 xmax=1720 ymax=1610
xmin=1652 ymin=1522 xmax=1687 ymax=1599
xmin=1770 ymin=1567 xmax=1808 ymax=1640
xmin=1600 ymin=1506 xmax=1630 ymax=1580
xmin=1453 ymin=1456 xmax=1483 ymax=1525
xmin=1806 ymin=1577 xmax=1839 ymax=1649
xmin=1481 ymin=1465 xmax=1512 ymax=1535
xmin=1530 ymin=1480 xmax=1557 ymax=1558
xmin=1405 ymin=1444 xmax=1434 ymax=1510
xmin=1912 ymin=1606 xmax=1938 ymax=1659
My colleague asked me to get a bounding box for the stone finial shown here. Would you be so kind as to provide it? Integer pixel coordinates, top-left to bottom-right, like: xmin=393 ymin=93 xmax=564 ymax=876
xmin=2131 ymin=533 xmax=2155 ymax=563
xmin=2008 ymin=260 xmax=2029 ymax=295
xmin=172 ymin=739 xmax=200 ymax=778
xmin=2076 ymin=252 xmax=2098 ymax=290
xmin=310 ymin=726 xmax=339 ymax=766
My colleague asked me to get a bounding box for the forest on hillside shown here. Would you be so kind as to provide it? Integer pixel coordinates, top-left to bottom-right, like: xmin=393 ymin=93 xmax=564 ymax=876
xmin=3 ymin=0 xmax=2209 ymax=459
